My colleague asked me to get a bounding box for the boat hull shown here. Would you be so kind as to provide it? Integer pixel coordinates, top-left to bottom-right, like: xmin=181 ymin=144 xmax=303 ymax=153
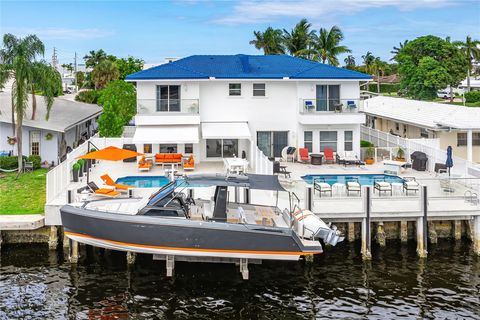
xmin=61 ymin=205 xmax=322 ymax=261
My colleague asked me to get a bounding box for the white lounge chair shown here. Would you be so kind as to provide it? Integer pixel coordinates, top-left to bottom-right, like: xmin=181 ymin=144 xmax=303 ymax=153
xmin=374 ymin=178 xmax=392 ymax=196
xmin=403 ymin=177 xmax=419 ymax=195
xmin=313 ymin=178 xmax=332 ymax=197
xmin=346 ymin=178 xmax=361 ymax=196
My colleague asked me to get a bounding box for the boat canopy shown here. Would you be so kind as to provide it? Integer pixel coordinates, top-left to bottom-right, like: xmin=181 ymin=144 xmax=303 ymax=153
xmin=184 ymin=174 xmax=286 ymax=192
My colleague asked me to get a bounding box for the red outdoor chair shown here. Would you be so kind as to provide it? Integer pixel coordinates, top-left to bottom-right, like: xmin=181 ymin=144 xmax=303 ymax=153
xmin=299 ymin=148 xmax=310 ymax=163
xmin=323 ymin=147 xmax=335 ymax=163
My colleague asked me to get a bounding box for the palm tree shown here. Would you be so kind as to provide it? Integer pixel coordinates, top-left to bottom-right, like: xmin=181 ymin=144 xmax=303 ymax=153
xmin=390 ymin=40 xmax=408 ymax=61
xmin=362 ymin=51 xmax=375 ymax=74
xmin=29 ymin=61 xmax=62 ymax=120
xmin=0 ymin=34 xmax=53 ymax=173
xmin=282 ymin=18 xmax=315 ymax=58
xmin=453 ymin=36 xmax=480 ymax=91
xmin=83 ymin=49 xmax=107 ymax=69
xmin=344 ymin=55 xmax=356 ymax=70
xmin=310 ymin=26 xmax=351 ymax=66
xmin=372 ymin=57 xmax=388 ymax=93
xmin=249 ymin=27 xmax=285 ymax=55
xmin=91 ymin=59 xmax=119 ymax=89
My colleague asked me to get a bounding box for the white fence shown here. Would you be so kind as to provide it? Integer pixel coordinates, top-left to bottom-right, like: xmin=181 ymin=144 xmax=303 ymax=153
xmin=361 ymin=126 xmax=476 ymax=177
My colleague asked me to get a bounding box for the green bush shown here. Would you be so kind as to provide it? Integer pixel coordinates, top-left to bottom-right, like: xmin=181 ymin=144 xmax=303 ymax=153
xmin=361 ymin=140 xmax=374 ymax=148
xmin=0 ymin=156 xmax=20 ymax=170
xmin=465 ymin=91 xmax=480 ymax=103
xmin=75 ymin=90 xmax=102 ymax=104
xmin=27 ymin=155 xmax=41 ymax=169
xmin=367 ymin=83 xmax=400 ymax=94
xmin=72 ymin=163 xmax=81 ymax=171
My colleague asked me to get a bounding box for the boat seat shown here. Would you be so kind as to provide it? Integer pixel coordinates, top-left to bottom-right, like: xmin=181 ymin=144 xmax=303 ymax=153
xmin=244 ymin=212 xmax=257 ymax=225
xmin=271 ymin=215 xmax=289 ymax=228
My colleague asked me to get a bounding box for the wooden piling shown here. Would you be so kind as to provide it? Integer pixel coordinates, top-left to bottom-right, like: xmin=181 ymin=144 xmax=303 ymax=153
xmin=453 ymin=220 xmax=462 ymax=240
xmin=376 ymin=222 xmax=386 ymax=246
xmin=69 ymin=239 xmax=79 ymax=264
xmin=428 ymin=221 xmax=438 ymax=244
xmin=126 ymin=251 xmax=136 ymax=265
xmin=474 ymin=216 xmax=480 ymax=256
xmin=347 ymin=222 xmax=355 ymax=242
xmin=400 ymin=221 xmax=408 ymax=243
xmin=48 ymin=226 xmax=58 ymax=250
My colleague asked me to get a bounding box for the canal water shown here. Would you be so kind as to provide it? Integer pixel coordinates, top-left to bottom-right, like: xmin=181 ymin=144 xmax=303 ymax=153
xmin=1 ymin=241 xmax=479 ymax=319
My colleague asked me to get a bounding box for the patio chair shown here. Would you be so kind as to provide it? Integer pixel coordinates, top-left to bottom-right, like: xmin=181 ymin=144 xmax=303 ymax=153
xmin=374 ymin=178 xmax=392 ymax=196
xmin=298 ymin=148 xmax=310 ymax=163
xmin=23 ymin=161 xmax=34 ymax=173
xmin=273 ymin=161 xmax=291 ymax=178
xmin=183 ymin=155 xmax=195 ymax=171
xmin=87 ymin=181 xmax=120 ymax=197
xmin=346 ymin=177 xmax=361 ymax=196
xmin=100 ymin=174 xmax=131 ymax=191
xmin=304 ymin=100 xmax=315 ymax=112
xmin=323 ymin=147 xmax=335 ymax=163
xmin=313 ymin=178 xmax=332 ymax=197
xmin=403 ymin=177 xmax=419 ymax=195
xmin=138 ymin=156 xmax=152 ymax=172
xmin=346 ymin=100 xmax=357 ymax=112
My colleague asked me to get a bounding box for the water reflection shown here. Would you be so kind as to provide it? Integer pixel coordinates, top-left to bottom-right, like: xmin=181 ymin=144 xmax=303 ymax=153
xmin=1 ymin=241 xmax=479 ymax=319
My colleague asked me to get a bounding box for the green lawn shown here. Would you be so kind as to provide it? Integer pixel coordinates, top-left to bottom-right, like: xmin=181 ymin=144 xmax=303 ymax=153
xmin=445 ymin=101 xmax=480 ymax=108
xmin=0 ymin=169 xmax=47 ymax=215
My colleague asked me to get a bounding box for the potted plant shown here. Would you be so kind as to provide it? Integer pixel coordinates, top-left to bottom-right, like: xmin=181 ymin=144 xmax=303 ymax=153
xmin=72 ymin=163 xmax=81 ymax=182
xmin=77 ymin=159 xmax=85 ymax=177
xmin=365 ymin=146 xmax=375 ymax=165
xmin=396 ymin=147 xmax=405 ymax=161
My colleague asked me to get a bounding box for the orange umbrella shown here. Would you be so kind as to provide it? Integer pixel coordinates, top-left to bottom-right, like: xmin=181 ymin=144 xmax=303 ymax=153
xmin=78 ymin=146 xmax=143 ymax=161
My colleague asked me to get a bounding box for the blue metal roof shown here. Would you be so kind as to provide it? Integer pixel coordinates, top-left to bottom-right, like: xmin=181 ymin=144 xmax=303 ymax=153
xmin=126 ymin=54 xmax=372 ymax=80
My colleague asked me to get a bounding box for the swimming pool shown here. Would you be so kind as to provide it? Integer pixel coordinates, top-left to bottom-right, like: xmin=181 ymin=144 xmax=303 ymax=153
xmin=301 ymin=174 xmax=404 ymax=185
xmin=115 ymin=176 xmax=208 ymax=188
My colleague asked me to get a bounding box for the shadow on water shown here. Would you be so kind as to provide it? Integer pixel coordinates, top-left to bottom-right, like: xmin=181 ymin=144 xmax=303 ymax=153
xmin=1 ymin=240 xmax=479 ymax=319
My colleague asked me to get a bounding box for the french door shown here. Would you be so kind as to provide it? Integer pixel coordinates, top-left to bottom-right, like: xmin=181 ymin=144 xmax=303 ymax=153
xmin=257 ymin=131 xmax=288 ymax=158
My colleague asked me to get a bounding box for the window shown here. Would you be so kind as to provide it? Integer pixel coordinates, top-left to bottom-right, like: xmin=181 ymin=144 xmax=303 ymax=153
xmin=420 ymin=128 xmax=429 ymax=138
xmin=143 ymin=144 xmax=152 ymax=154
xmin=156 ymin=85 xmax=180 ymax=112
xmin=457 ymin=132 xmax=480 ymax=146
xmin=344 ymin=131 xmax=353 ymax=151
xmin=253 ymin=83 xmax=265 ymax=96
xmin=304 ymin=131 xmax=313 ymax=152
xmin=257 ymin=131 xmax=288 ymax=158
xmin=159 ymin=144 xmax=177 ymax=153
xmin=229 ymin=83 xmax=241 ymax=96
xmin=316 ymin=85 xmax=340 ymax=111
xmin=30 ymin=131 xmax=40 ymax=156
xmin=206 ymin=139 xmax=238 ymax=158
xmin=320 ymin=131 xmax=337 ymax=152
xmin=185 ymin=143 xmax=193 ymax=154
xmin=395 ymin=123 xmax=400 ymax=131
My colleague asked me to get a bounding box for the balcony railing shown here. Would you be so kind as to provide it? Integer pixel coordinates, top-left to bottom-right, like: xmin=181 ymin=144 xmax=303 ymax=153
xmin=137 ymin=99 xmax=199 ymax=115
xmin=299 ymin=99 xmax=360 ymax=114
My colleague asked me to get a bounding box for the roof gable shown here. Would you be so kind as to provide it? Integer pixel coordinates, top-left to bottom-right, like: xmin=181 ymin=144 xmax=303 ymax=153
xmin=126 ymin=54 xmax=372 ymax=80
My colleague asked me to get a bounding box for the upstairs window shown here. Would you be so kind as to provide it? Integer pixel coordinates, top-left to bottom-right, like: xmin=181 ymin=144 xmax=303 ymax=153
xmin=253 ymin=83 xmax=266 ymax=96
xmin=229 ymin=83 xmax=241 ymax=96
xmin=304 ymin=131 xmax=312 ymax=152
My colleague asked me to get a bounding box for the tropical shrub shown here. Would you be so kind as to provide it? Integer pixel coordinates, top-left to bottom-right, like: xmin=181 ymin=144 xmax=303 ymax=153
xmin=465 ymin=91 xmax=480 ymax=103
xmin=367 ymin=83 xmax=400 ymax=94
xmin=361 ymin=140 xmax=374 ymax=148
xmin=75 ymin=90 xmax=102 ymax=104
xmin=27 ymin=155 xmax=41 ymax=169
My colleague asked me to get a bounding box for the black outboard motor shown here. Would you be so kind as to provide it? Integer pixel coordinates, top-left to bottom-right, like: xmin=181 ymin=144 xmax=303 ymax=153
xmin=212 ymin=186 xmax=228 ymax=221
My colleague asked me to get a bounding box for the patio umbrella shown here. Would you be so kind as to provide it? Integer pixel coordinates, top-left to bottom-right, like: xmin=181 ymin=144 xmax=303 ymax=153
xmin=445 ymin=146 xmax=453 ymax=176
xmin=78 ymin=146 xmax=143 ymax=182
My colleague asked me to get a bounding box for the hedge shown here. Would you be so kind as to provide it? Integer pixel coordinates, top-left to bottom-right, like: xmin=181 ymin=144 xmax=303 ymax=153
xmin=465 ymin=91 xmax=480 ymax=103
xmin=0 ymin=156 xmax=26 ymax=170
xmin=75 ymin=90 xmax=102 ymax=104
xmin=367 ymin=83 xmax=400 ymax=94
xmin=360 ymin=140 xmax=374 ymax=148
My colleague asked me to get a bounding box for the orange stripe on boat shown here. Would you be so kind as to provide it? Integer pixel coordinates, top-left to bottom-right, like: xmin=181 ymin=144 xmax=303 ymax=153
xmin=64 ymin=231 xmax=321 ymax=255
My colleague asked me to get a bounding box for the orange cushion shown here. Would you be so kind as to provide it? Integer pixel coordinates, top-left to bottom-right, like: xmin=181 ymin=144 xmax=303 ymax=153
xmin=96 ymin=188 xmax=114 ymax=194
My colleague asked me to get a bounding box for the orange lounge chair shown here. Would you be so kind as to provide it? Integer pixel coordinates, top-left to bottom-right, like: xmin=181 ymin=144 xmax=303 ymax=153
xmin=138 ymin=156 xmax=152 ymax=171
xmin=100 ymin=174 xmax=131 ymax=191
xmin=323 ymin=147 xmax=335 ymax=163
xmin=183 ymin=155 xmax=195 ymax=171
xmin=87 ymin=182 xmax=120 ymax=197
xmin=298 ymin=148 xmax=310 ymax=163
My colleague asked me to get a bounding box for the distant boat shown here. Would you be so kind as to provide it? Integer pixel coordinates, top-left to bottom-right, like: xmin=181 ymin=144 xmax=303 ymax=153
xmin=61 ymin=174 xmax=343 ymax=262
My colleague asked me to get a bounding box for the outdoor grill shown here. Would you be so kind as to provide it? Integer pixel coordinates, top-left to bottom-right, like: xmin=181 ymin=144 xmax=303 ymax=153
xmin=410 ymin=151 xmax=428 ymax=171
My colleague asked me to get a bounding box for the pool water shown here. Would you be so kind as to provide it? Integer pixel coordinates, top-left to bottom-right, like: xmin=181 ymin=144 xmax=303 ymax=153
xmin=301 ymin=174 xmax=404 ymax=185
xmin=115 ymin=176 xmax=207 ymax=188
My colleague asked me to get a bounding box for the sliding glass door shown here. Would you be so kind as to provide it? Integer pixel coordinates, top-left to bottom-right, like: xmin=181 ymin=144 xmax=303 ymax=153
xmin=257 ymin=131 xmax=288 ymax=158
xmin=316 ymin=85 xmax=340 ymax=111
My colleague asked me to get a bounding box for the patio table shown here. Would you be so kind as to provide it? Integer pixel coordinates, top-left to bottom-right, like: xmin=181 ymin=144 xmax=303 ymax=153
xmin=310 ymin=154 xmax=323 ymax=165
xmin=224 ymin=158 xmax=248 ymax=174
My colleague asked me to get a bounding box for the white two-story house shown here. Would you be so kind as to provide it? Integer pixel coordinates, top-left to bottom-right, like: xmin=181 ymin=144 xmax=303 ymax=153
xmin=125 ymin=54 xmax=371 ymax=164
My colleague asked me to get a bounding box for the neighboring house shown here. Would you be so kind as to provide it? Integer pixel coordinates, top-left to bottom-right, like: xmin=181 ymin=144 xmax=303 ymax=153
xmin=125 ymin=54 xmax=370 ymax=163
xmin=0 ymin=93 xmax=102 ymax=164
xmin=459 ymin=77 xmax=480 ymax=91
xmin=363 ymin=96 xmax=480 ymax=162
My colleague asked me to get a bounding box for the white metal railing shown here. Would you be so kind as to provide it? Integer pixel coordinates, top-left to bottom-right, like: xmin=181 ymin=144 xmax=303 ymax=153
xmin=361 ymin=126 xmax=476 ymax=177
xmin=137 ymin=99 xmax=199 ymax=114
xmin=299 ymin=98 xmax=362 ymax=114
xmin=251 ymin=145 xmax=273 ymax=175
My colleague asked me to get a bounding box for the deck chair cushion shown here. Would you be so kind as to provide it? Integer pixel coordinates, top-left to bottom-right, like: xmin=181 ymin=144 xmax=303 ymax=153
xmin=316 ymin=182 xmax=331 ymax=189
xmin=404 ymin=181 xmax=419 ymax=189
xmin=347 ymin=182 xmax=360 ymax=190
xmin=375 ymin=181 xmax=391 ymax=190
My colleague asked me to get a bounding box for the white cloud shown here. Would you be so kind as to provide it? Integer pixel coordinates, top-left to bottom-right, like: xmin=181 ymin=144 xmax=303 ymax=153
xmin=1 ymin=27 xmax=114 ymax=40
xmin=213 ymin=0 xmax=460 ymax=25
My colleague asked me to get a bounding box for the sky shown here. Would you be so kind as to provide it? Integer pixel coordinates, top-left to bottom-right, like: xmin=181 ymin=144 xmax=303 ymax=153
xmin=0 ymin=0 xmax=479 ymax=66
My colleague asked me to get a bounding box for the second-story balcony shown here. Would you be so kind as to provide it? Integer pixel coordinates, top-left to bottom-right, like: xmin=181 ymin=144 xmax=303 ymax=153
xmin=298 ymin=98 xmax=365 ymax=125
xmin=135 ymin=99 xmax=200 ymax=126
xmin=299 ymin=98 xmax=362 ymax=114
xmin=137 ymin=99 xmax=199 ymax=115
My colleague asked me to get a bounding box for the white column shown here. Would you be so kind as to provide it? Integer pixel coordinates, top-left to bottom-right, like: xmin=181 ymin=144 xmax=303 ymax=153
xmin=467 ymin=130 xmax=473 ymax=162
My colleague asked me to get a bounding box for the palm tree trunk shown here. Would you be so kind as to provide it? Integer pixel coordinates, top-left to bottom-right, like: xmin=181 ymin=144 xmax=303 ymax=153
xmin=377 ymin=72 xmax=380 ymax=93
xmin=16 ymin=114 xmax=23 ymax=177
xmin=467 ymin=67 xmax=471 ymax=92
xmin=449 ymin=86 xmax=454 ymax=102
xmin=11 ymin=93 xmax=15 ymax=135
xmin=31 ymin=87 xmax=37 ymax=120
